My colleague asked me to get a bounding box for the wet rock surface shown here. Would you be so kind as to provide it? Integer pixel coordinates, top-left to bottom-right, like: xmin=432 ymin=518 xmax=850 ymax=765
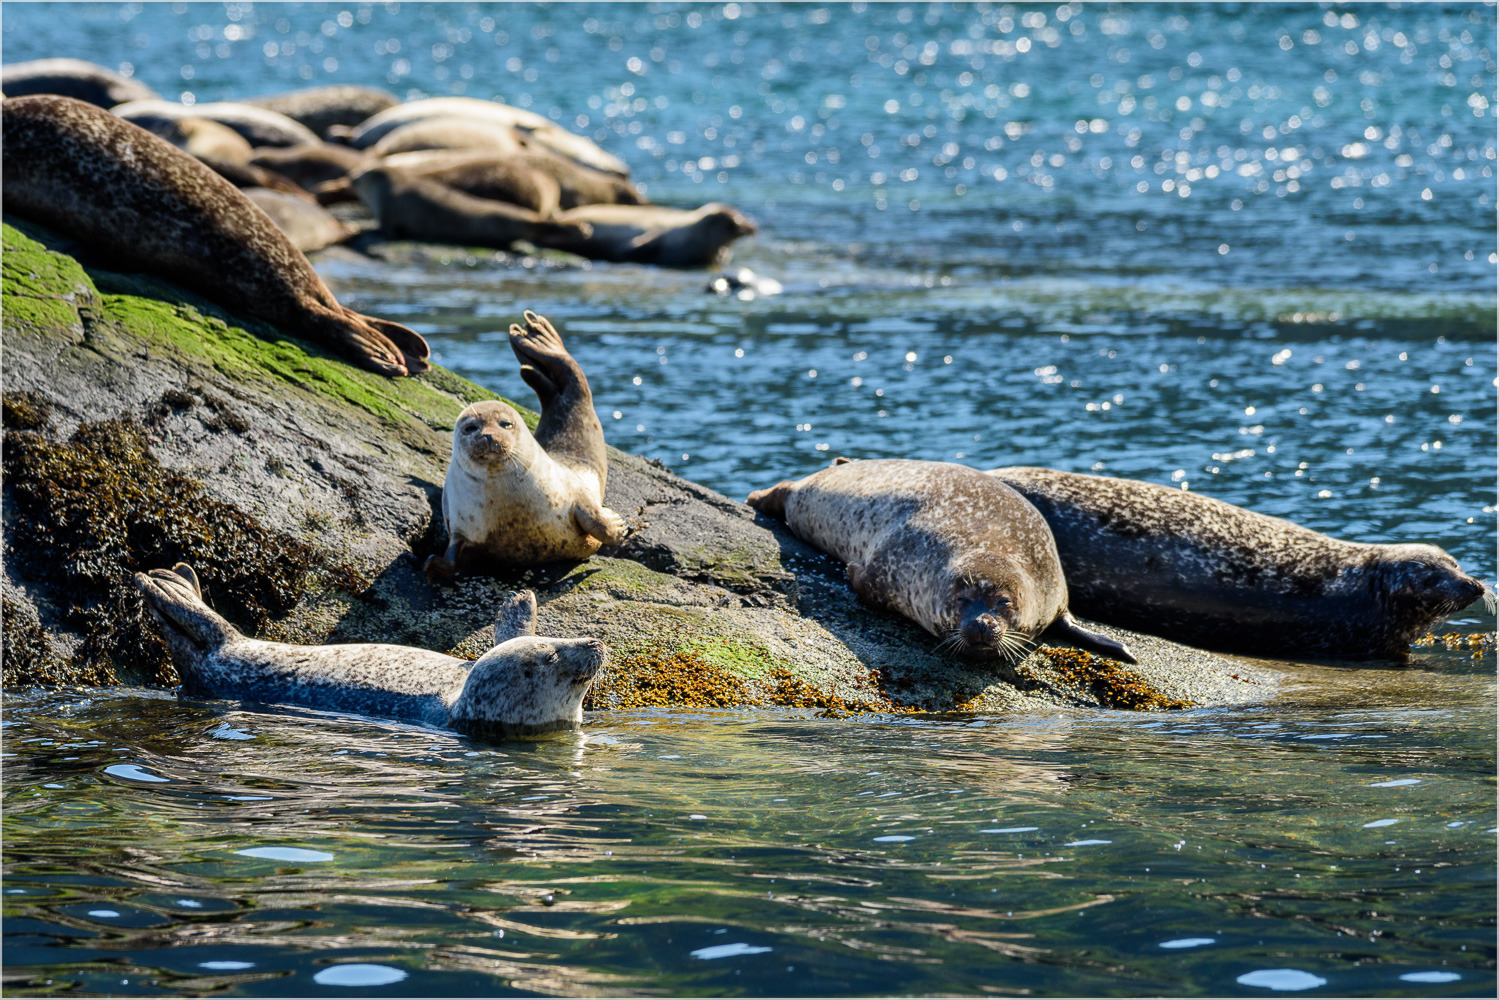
xmin=1 ymin=218 xmax=1279 ymax=711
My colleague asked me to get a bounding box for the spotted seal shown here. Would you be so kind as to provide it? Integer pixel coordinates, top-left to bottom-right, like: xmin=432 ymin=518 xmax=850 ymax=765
xmin=747 ymin=459 xmax=1135 ymax=663
xmin=0 ymin=57 xmax=157 ymax=108
xmin=551 ymin=202 xmax=757 ymax=267
xmin=987 ymin=466 xmax=1492 ymax=659
xmin=425 ymin=311 xmax=626 ymax=582
xmin=135 ymin=565 xmax=605 ymax=736
xmin=2 ymin=95 xmax=428 ymax=376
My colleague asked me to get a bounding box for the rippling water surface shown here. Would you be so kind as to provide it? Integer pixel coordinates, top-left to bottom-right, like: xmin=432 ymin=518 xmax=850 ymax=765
xmin=3 ymin=2 xmax=1495 ymax=995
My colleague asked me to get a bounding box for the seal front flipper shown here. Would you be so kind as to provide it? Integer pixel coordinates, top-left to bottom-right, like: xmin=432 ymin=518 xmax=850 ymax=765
xmin=572 ymin=494 xmax=628 ymax=546
xmin=1043 ymin=613 xmax=1137 ymax=664
xmin=133 ymin=565 xmax=241 ymax=673
xmin=518 ymin=364 xmax=560 ymax=408
xmin=508 ymin=311 xmax=606 ymax=483
xmin=495 ymin=590 xmax=538 ymax=642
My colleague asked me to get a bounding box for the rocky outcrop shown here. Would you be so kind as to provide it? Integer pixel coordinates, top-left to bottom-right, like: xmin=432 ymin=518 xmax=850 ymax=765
xmin=0 ymin=218 xmax=1278 ymax=712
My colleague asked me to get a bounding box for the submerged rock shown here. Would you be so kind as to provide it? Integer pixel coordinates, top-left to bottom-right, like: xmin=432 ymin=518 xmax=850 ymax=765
xmin=0 ymin=218 xmax=1277 ymax=712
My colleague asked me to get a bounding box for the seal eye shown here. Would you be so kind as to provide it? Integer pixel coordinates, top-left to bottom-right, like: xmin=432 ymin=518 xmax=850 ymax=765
xmin=499 ymin=420 xmax=513 ymax=429
xmin=461 ymin=422 xmax=477 ymax=435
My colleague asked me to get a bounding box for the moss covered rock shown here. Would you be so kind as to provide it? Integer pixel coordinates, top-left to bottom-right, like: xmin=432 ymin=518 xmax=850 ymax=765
xmin=1 ymin=218 xmax=1275 ymax=710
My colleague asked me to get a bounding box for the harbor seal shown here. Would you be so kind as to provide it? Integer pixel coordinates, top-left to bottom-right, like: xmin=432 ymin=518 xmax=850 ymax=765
xmin=987 ymin=466 xmax=1492 ymax=660
xmin=425 ymin=311 xmax=626 ymax=582
xmin=332 ymin=96 xmax=630 ymax=176
xmin=350 ymin=165 xmax=591 ymax=250
xmin=249 ymin=141 xmax=366 ymax=189
xmin=551 ymin=202 xmax=757 ymax=267
xmin=243 ymin=84 xmax=399 ymax=138
xmin=242 ymin=188 xmax=355 ymax=253
xmin=135 ymin=565 xmax=605 ymax=736
xmin=381 ymin=148 xmax=646 ymax=209
xmin=1 ymin=57 xmax=157 ymax=107
xmin=111 ymin=99 xmax=321 ymax=148
xmin=367 ymin=117 xmax=526 ymax=158
xmin=2 ymin=95 xmax=429 ymax=376
xmin=747 ymin=459 xmax=1135 ymax=663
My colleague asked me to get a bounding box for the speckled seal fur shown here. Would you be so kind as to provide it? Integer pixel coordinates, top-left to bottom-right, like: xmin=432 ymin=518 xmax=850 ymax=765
xmin=989 ymin=466 xmax=1492 ymax=660
xmin=1 ymin=95 xmax=429 ymax=377
xmin=135 ymin=565 xmax=605 ymax=736
xmin=747 ymin=459 xmax=1135 ymax=664
xmin=424 ymin=311 xmax=627 ymax=582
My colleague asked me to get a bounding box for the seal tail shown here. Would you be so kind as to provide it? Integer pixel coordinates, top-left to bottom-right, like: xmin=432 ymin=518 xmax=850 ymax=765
xmin=1045 ymin=613 xmax=1138 ymax=664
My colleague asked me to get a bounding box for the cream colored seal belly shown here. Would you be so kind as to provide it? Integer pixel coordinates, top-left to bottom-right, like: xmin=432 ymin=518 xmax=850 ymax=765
xmin=425 ymin=311 xmax=627 ymax=581
xmin=747 ymin=458 xmax=1135 ymax=663
xmin=1 ymin=95 xmax=428 ymax=377
xmin=135 ymin=564 xmax=604 ymax=736
xmin=988 ymin=465 xmax=1492 ymax=660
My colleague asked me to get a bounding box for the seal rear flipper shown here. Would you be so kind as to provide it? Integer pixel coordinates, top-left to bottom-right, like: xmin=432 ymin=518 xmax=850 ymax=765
xmin=133 ymin=566 xmax=240 ymax=649
xmin=1044 ymin=614 xmax=1137 ymax=664
xmin=745 ymin=481 xmax=793 ymax=521
xmin=353 ymin=311 xmax=431 ymax=374
xmin=572 ymin=495 xmax=628 ymax=546
xmin=495 ymin=590 xmax=538 ymax=641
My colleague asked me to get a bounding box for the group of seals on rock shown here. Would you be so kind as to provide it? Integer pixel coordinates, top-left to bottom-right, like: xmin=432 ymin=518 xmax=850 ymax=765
xmin=135 ymin=566 xmax=603 ymax=736
xmin=748 ymin=459 xmax=1136 ymax=665
xmin=1 ymin=95 xmax=429 ymax=376
xmin=750 ymin=456 xmax=1487 ymax=664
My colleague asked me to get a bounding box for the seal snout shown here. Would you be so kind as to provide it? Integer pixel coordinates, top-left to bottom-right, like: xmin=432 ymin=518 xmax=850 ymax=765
xmin=571 ymin=637 xmax=608 ymax=685
xmin=961 ymin=612 xmax=1006 ymax=649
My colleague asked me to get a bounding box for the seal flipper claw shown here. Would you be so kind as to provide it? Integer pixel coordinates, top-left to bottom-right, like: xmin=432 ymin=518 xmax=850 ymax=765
xmin=171 ymin=563 xmax=203 ymax=598
xmin=1044 ymin=614 xmax=1137 ymax=664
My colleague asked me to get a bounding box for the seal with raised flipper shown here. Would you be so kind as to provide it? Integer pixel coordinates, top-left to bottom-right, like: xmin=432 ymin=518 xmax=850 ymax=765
xmin=987 ymin=465 xmax=1492 ymax=659
xmin=747 ymin=458 xmax=1135 ymax=663
xmin=425 ymin=311 xmax=627 ymax=582
xmin=2 ymin=95 xmax=428 ymax=377
xmin=135 ymin=565 xmax=605 ymax=736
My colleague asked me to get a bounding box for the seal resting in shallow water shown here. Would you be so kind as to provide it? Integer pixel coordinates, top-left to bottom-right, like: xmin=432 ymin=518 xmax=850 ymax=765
xmin=747 ymin=459 xmax=1135 ymax=663
xmin=135 ymin=565 xmax=604 ymax=736
xmin=988 ymin=466 xmax=1492 ymax=660
xmin=425 ymin=311 xmax=627 ymax=582
xmin=551 ymin=202 xmax=756 ymax=267
xmin=2 ymin=95 xmax=428 ymax=376
xmin=349 ymin=165 xmax=592 ymax=250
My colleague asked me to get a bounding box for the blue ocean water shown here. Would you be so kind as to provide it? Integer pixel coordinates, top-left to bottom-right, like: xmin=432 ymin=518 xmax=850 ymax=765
xmin=2 ymin=3 xmax=1495 ymax=996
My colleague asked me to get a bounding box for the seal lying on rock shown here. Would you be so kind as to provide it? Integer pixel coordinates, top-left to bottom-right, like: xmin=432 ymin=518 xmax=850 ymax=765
xmin=425 ymin=311 xmax=627 ymax=582
xmin=748 ymin=459 xmax=1135 ymax=663
xmin=350 ymin=165 xmax=592 ymax=249
xmin=987 ymin=466 xmax=1492 ymax=659
xmin=2 ymin=95 xmax=428 ymax=377
xmin=111 ymin=98 xmax=321 ymax=148
xmin=1 ymin=57 xmax=157 ymax=108
xmin=243 ymin=84 xmax=399 ymax=138
xmin=242 ymin=188 xmax=355 ymax=253
xmin=551 ymin=202 xmax=757 ymax=267
xmin=135 ymin=565 xmax=605 ymax=736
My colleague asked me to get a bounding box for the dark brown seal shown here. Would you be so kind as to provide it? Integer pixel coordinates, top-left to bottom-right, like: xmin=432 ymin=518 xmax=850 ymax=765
xmin=551 ymin=202 xmax=757 ymax=267
xmin=249 ymin=141 xmax=367 ymax=190
xmin=381 ymin=148 xmax=646 ymax=210
xmin=135 ymin=565 xmax=605 ymax=736
xmin=425 ymin=311 xmax=625 ymax=582
xmin=0 ymin=57 xmax=157 ymax=107
xmin=748 ymin=459 xmax=1135 ymax=663
xmin=987 ymin=466 xmax=1491 ymax=659
xmin=350 ymin=164 xmax=591 ymax=250
xmin=1 ymin=95 xmax=428 ymax=376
